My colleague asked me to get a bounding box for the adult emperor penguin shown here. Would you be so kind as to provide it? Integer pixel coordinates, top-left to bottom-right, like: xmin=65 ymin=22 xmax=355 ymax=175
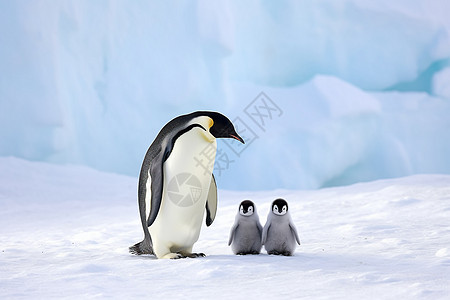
xmin=262 ymin=198 xmax=301 ymax=256
xmin=129 ymin=111 xmax=244 ymax=259
xmin=228 ymin=200 xmax=263 ymax=255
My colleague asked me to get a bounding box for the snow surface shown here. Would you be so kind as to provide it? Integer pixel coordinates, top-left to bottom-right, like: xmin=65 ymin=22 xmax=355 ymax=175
xmin=1 ymin=1 xmax=450 ymax=190
xmin=1 ymin=157 xmax=449 ymax=299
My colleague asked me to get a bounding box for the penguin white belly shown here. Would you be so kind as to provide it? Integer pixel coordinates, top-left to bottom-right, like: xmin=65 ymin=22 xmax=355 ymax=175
xmin=149 ymin=127 xmax=216 ymax=258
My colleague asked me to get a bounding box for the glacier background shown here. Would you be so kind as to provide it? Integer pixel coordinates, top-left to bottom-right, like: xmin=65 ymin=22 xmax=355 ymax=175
xmin=1 ymin=0 xmax=450 ymax=190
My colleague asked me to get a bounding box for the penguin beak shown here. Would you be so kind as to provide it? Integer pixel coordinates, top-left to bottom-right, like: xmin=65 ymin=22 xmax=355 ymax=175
xmin=230 ymin=133 xmax=245 ymax=144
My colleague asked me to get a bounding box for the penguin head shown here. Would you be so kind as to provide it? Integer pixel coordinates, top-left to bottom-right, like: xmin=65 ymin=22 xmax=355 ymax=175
xmin=239 ymin=200 xmax=255 ymax=216
xmin=272 ymin=198 xmax=288 ymax=216
xmin=195 ymin=111 xmax=244 ymax=144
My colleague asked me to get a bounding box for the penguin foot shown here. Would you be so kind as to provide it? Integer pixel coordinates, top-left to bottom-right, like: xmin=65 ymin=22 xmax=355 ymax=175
xmin=164 ymin=252 xmax=205 ymax=259
xmin=268 ymin=250 xmax=292 ymax=256
xmin=162 ymin=253 xmax=185 ymax=259
xmin=236 ymin=251 xmax=260 ymax=255
xmin=183 ymin=252 xmax=206 ymax=258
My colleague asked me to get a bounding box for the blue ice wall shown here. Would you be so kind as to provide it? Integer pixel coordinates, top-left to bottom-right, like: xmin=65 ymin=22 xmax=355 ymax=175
xmin=1 ymin=1 xmax=450 ymax=189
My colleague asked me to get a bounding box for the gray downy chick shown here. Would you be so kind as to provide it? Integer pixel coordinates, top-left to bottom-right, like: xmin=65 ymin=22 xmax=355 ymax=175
xmin=262 ymin=198 xmax=301 ymax=256
xmin=228 ymin=200 xmax=263 ymax=255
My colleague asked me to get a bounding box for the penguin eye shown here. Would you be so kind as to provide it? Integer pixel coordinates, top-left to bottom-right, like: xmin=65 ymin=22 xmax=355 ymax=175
xmin=249 ymin=207 xmax=253 ymax=212
xmin=283 ymin=206 xmax=287 ymax=212
xmin=274 ymin=206 xmax=278 ymax=212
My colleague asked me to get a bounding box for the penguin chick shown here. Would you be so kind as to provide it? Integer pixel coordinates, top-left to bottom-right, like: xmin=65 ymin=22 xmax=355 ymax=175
xmin=228 ymin=200 xmax=263 ymax=255
xmin=262 ymin=198 xmax=300 ymax=256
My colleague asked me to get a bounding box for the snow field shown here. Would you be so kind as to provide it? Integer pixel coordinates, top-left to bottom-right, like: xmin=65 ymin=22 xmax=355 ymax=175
xmin=1 ymin=157 xmax=449 ymax=299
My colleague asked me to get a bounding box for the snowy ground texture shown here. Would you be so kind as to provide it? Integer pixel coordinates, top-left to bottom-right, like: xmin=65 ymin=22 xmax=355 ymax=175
xmin=1 ymin=157 xmax=449 ymax=299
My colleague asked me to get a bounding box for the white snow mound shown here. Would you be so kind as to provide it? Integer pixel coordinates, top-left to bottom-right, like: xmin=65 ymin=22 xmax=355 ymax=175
xmin=1 ymin=157 xmax=449 ymax=299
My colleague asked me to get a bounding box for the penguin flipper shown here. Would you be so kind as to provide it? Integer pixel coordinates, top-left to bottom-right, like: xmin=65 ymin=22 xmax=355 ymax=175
xmin=205 ymin=174 xmax=218 ymax=227
xmin=289 ymin=222 xmax=301 ymax=245
xmin=228 ymin=223 xmax=239 ymax=246
xmin=262 ymin=223 xmax=270 ymax=245
xmin=257 ymin=221 xmax=263 ymax=239
xmin=147 ymin=152 xmax=165 ymax=227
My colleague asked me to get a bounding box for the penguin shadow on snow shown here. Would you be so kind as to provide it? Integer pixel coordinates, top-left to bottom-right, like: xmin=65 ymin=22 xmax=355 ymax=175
xmin=127 ymin=253 xmax=158 ymax=261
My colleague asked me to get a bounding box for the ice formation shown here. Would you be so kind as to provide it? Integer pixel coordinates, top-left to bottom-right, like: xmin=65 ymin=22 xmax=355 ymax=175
xmin=1 ymin=1 xmax=450 ymax=189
